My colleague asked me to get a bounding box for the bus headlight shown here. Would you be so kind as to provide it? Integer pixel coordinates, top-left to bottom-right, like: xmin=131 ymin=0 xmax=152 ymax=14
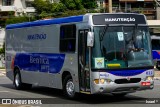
xmin=94 ymin=79 xmax=112 ymax=84
xmin=144 ymin=76 xmax=153 ymax=81
xmin=146 ymin=76 xmax=153 ymax=81
xmin=100 ymin=79 xmax=105 ymax=84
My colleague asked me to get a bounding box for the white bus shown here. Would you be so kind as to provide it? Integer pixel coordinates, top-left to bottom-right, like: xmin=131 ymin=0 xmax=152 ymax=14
xmin=151 ymin=35 xmax=160 ymax=69
xmin=6 ymin=13 xmax=154 ymax=98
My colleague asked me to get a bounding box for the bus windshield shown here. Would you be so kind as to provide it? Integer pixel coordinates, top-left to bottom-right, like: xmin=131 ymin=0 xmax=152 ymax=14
xmin=92 ymin=26 xmax=153 ymax=69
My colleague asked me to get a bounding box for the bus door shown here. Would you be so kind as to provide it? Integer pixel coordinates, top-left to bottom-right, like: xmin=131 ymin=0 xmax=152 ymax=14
xmin=78 ymin=30 xmax=90 ymax=92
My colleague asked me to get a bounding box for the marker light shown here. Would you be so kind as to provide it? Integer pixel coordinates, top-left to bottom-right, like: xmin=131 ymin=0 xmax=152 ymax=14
xmin=106 ymin=79 xmax=112 ymax=83
xmin=100 ymin=79 xmax=105 ymax=84
xmin=94 ymin=79 xmax=99 ymax=84
xmin=141 ymin=82 xmax=151 ymax=86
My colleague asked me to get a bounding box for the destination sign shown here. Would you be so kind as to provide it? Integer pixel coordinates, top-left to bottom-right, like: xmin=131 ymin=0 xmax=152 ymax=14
xmin=92 ymin=14 xmax=146 ymax=25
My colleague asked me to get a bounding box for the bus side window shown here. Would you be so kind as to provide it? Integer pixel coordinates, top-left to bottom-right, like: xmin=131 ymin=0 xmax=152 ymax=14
xmin=60 ymin=24 xmax=76 ymax=52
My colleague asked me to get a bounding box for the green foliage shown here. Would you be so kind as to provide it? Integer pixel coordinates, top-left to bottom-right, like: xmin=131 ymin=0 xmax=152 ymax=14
xmin=59 ymin=9 xmax=86 ymax=17
xmin=0 ymin=20 xmax=5 ymax=28
xmin=4 ymin=0 xmax=98 ymax=24
xmin=82 ymin=0 xmax=97 ymax=9
xmin=51 ymin=2 xmax=66 ymax=13
xmin=60 ymin=0 xmax=84 ymax=10
xmin=32 ymin=0 xmax=52 ymax=14
xmin=5 ymin=16 xmax=36 ymax=25
xmin=32 ymin=0 xmax=98 ymax=19
xmin=0 ymin=42 xmax=5 ymax=56
xmin=8 ymin=11 xmax=15 ymax=16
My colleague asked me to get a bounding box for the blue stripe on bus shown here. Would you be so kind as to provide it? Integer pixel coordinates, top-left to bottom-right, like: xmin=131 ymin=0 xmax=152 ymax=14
xmin=106 ymin=69 xmax=145 ymax=76
xmin=6 ymin=15 xmax=83 ymax=29
xmin=152 ymin=50 xmax=160 ymax=59
xmin=14 ymin=53 xmax=65 ymax=73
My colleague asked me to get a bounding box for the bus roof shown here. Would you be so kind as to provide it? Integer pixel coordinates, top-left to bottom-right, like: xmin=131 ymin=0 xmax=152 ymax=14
xmin=6 ymin=15 xmax=84 ymax=29
xmin=6 ymin=13 xmax=146 ymax=30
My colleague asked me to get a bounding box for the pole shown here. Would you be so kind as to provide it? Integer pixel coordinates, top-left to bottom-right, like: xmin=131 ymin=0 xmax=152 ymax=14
xmin=109 ymin=0 xmax=112 ymax=13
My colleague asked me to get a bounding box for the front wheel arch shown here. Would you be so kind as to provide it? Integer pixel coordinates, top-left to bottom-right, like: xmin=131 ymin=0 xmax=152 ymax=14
xmin=13 ymin=68 xmax=23 ymax=90
xmin=63 ymin=74 xmax=77 ymax=99
xmin=13 ymin=68 xmax=32 ymax=90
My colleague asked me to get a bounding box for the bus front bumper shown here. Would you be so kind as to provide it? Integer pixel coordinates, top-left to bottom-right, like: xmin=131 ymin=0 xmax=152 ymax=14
xmin=91 ymin=80 xmax=154 ymax=94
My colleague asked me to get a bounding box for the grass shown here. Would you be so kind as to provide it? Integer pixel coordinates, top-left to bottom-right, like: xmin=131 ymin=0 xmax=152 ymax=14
xmin=0 ymin=67 xmax=5 ymax=69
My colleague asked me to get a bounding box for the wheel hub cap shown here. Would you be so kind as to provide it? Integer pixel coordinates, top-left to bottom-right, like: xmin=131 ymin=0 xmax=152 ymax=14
xmin=66 ymin=80 xmax=75 ymax=96
xmin=15 ymin=74 xmax=20 ymax=87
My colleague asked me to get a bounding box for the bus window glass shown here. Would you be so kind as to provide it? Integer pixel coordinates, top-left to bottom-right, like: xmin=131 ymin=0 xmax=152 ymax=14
xmin=152 ymin=39 xmax=160 ymax=50
xmin=92 ymin=26 xmax=153 ymax=69
xmin=60 ymin=25 xmax=76 ymax=52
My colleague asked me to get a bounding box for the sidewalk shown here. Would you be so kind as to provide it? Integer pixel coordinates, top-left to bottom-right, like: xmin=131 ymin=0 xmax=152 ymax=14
xmin=0 ymin=69 xmax=6 ymax=76
xmin=154 ymin=71 xmax=160 ymax=80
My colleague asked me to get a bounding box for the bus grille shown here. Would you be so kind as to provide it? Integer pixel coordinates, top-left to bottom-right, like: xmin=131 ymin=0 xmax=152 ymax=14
xmin=115 ymin=78 xmax=141 ymax=84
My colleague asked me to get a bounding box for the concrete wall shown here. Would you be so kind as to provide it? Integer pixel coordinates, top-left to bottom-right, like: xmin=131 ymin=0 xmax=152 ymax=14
xmin=14 ymin=0 xmax=24 ymax=12
xmin=156 ymin=7 xmax=160 ymax=20
xmin=0 ymin=0 xmax=35 ymax=16
xmin=0 ymin=0 xmax=2 ymax=5
xmin=0 ymin=29 xmax=5 ymax=49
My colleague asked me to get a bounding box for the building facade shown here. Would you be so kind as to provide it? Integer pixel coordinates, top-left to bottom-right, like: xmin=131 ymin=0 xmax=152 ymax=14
xmin=0 ymin=0 xmax=35 ymax=19
xmin=103 ymin=0 xmax=160 ymax=34
xmin=104 ymin=0 xmax=158 ymax=20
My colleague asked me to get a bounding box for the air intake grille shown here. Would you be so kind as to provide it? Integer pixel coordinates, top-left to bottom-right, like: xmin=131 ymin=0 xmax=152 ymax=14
xmin=115 ymin=78 xmax=141 ymax=84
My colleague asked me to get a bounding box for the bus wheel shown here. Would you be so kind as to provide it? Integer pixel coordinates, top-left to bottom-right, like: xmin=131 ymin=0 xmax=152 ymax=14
xmin=112 ymin=93 xmax=127 ymax=97
xmin=14 ymin=69 xmax=32 ymax=90
xmin=63 ymin=75 xmax=76 ymax=99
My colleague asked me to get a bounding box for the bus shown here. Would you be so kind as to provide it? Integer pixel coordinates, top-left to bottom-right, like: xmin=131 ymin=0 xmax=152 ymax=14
xmin=151 ymin=35 xmax=160 ymax=69
xmin=6 ymin=13 xmax=154 ymax=98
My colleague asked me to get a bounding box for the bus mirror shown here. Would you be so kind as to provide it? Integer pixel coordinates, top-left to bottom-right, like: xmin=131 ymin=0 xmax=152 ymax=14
xmin=87 ymin=32 xmax=94 ymax=47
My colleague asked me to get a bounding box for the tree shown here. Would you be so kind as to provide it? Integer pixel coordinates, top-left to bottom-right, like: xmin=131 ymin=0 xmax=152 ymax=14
xmin=60 ymin=0 xmax=84 ymax=10
xmin=32 ymin=0 xmax=98 ymax=19
xmin=51 ymin=2 xmax=66 ymax=13
xmin=0 ymin=42 xmax=5 ymax=57
xmin=5 ymin=16 xmax=36 ymax=25
xmin=32 ymin=0 xmax=52 ymax=14
xmin=82 ymin=0 xmax=97 ymax=9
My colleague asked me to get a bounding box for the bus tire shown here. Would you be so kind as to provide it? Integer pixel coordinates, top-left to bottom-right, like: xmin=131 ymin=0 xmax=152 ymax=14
xmin=14 ymin=69 xmax=32 ymax=90
xmin=63 ymin=75 xmax=76 ymax=99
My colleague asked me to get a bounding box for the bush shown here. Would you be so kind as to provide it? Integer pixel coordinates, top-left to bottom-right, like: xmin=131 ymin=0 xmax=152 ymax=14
xmin=5 ymin=16 xmax=36 ymax=25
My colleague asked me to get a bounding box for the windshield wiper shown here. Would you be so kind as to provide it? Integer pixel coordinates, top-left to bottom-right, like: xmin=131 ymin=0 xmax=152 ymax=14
xmin=134 ymin=24 xmax=138 ymax=42
xmin=99 ymin=25 xmax=108 ymax=57
xmin=100 ymin=24 xmax=108 ymax=41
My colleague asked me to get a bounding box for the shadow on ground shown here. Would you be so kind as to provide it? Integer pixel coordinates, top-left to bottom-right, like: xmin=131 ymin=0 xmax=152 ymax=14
xmin=0 ymin=83 xmax=147 ymax=104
